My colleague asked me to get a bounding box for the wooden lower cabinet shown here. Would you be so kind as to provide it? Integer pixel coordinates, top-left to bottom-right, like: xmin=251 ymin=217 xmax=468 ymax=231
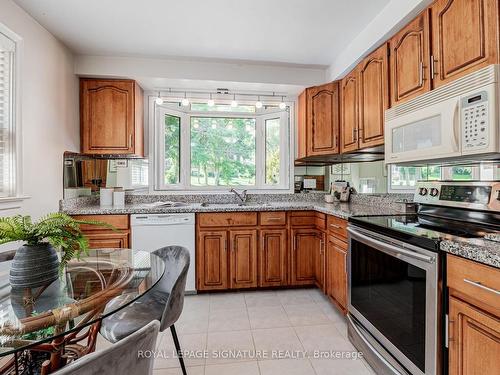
xmin=259 ymin=229 xmax=288 ymax=287
xmin=326 ymin=235 xmax=348 ymax=313
xmin=197 ymin=230 xmax=228 ymax=291
xmin=86 ymin=232 xmax=129 ymax=249
xmin=73 ymin=214 xmax=130 ymax=250
xmin=230 ymin=230 xmax=258 ymax=289
xmin=290 ymin=229 xmax=317 ymax=286
xmin=314 ymin=231 xmax=326 ymax=291
xmin=447 ymin=254 xmax=500 ymax=374
xmin=448 ymin=296 xmax=500 ymax=375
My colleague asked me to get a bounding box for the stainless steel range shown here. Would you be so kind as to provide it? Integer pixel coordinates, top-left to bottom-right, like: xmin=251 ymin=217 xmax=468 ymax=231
xmin=347 ymin=181 xmax=500 ymax=375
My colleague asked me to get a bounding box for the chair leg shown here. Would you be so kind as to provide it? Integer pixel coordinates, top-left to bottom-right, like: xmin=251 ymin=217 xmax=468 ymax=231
xmin=170 ymin=324 xmax=187 ymax=375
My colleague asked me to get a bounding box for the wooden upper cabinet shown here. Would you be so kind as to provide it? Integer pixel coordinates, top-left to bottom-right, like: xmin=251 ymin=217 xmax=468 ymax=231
xmin=358 ymin=43 xmax=389 ymax=149
xmin=259 ymin=229 xmax=288 ymax=287
xmin=448 ymin=296 xmax=500 ymax=375
xmin=340 ymin=68 xmax=360 ymax=153
xmin=390 ymin=10 xmax=431 ymax=105
xmin=306 ymin=82 xmax=340 ymax=156
xmin=197 ymin=230 xmax=228 ymax=291
xmin=80 ymin=79 xmax=144 ymax=156
xmin=297 ymin=90 xmax=308 ymax=159
xmin=431 ymin=0 xmax=499 ymax=88
xmin=230 ymin=230 xmax=258 ymax=289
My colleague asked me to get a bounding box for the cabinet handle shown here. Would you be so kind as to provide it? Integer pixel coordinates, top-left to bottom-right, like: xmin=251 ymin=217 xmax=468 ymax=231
xmin=330 ymin=224 xmax=341 ymax=229
xmin=430 ymin=55 xmax=437 ymax=79
xmin=129 ymin=134 xmax=133 ymax=148
xmin=418 ymin=61 xmax=424 ymax=86
xmin=463 ymin=278 xmax=500 ymax=295
xmin=266 ymin=217 xmax=282 ymax=221
xmin=224 ymin=240 xmax=227 ymax=252
xmin=319 ymin=240 xmax=324 ymax=254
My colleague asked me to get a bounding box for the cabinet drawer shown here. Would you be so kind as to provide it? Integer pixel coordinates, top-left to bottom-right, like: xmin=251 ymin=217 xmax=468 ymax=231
xmin=260 ymin=212 xmax=286 ymax=226
xmin=447 ymin=254 xmax=500 ymax=313
xmin=327 ymin=215 xmax=348 ymax=239
xmin=72 ymin=215 xmax=129 ymax=231
xmin=198 ymin=212 xmax=258 ymax=227
xmin=289 ymin=214 xmax=316 ymax=227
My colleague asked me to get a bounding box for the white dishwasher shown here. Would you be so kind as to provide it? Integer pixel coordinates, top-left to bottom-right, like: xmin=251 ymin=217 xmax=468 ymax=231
xmin=131 ymin=213 xmax=196 ymax=293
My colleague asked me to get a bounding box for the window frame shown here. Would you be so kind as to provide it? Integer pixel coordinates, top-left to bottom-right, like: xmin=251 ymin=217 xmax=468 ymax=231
xmin=0 ymin=24 xmax=23 ymax=203
xmin=151 ymin=100 xmax=291 ymax=192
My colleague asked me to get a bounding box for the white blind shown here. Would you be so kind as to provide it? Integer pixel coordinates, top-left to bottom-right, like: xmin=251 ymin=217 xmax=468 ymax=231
xmin=0 ymin=33 xmax=15 ymax=197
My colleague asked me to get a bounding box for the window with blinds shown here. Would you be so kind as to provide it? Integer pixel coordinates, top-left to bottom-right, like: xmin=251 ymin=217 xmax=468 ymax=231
xmin=0 ymin=32 xmax=15 ymax=198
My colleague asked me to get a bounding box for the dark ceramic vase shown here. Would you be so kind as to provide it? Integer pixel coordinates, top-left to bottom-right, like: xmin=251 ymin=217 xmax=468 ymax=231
xmin=9 ymin=243 xmax=60 ymax=288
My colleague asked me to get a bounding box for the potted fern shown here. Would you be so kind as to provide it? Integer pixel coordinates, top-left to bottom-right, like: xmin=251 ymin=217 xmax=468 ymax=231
xmin=0 ymin=213 xmax=111 ymax=288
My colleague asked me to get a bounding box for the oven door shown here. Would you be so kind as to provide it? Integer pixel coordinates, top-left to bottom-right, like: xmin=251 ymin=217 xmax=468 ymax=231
xmin=347 ymin=226 xmax=439 ymax=375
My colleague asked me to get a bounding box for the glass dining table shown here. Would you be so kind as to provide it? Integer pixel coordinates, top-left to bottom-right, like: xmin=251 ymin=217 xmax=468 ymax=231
xmin=0 ymin=248 xmax=165 ymax=375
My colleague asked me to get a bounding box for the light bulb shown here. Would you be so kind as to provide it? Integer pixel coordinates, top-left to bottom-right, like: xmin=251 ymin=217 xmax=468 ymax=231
xmin=231 ymin=100 xmax=238 ymax=108
xmin=279 ymin=97 xmax=286 ymax=109
xmin=207 ymin=99 xmax=215 ymax=107
xmin=155 ymin=91 xmax=163 ymax=105
xmin=255 ymin=100 xmax=263 ymax=109
xmin=181 ymin=98 xmax=190 ymax=106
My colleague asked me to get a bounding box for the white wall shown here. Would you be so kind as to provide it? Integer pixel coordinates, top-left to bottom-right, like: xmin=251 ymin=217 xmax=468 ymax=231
xmin=0 ymin=0 xmax=79 ymax=219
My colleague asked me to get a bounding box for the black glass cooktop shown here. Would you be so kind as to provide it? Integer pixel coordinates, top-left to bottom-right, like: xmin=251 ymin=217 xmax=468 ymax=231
xmin=349 ymin=214 xmax=493 ymax=251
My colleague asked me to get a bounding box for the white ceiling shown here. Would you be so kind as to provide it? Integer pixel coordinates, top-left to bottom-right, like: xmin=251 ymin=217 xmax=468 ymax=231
xmin=14 ymin=0 xmax=390 ymax=66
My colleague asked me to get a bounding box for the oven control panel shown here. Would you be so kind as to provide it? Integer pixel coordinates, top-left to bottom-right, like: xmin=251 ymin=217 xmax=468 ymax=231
xmin=461 ymin=92 xmax=489 ymax=150
xmin=414 ymin=181 xmax=500 ymax=211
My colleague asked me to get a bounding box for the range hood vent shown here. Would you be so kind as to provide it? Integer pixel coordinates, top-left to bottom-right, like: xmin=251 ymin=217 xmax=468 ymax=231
xmin=295 ymin=145 xmax=384 ymax=166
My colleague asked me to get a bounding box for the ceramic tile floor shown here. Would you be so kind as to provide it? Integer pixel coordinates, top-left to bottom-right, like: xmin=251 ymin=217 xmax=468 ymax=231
xmin=97 ymin=288 xmax=376 ymax=375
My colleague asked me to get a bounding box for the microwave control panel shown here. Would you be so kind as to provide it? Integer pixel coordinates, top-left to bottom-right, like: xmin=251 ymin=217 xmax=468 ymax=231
xmin=461 ymin=91 xmax=489 ymax=150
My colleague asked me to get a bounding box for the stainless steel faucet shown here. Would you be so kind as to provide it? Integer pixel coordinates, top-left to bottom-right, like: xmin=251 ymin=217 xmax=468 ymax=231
xmin=230 ymin=188 xmax=248 ymax=204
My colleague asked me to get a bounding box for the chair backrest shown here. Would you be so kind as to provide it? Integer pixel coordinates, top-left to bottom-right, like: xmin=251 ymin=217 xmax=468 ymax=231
xmin=152 ymin=246 xmax=190 ymax=331
xmin=55 ymin=320 xmax=160 ymax=375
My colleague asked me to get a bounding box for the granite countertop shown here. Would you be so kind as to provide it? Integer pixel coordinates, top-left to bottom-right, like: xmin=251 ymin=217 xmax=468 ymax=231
xmin=61 ymin=200 xmax=399 ymax=219
xmin=440 ymin=236 xmax=500 ymax=269
xmin=61 ymin=197 xmax=500 ymax=269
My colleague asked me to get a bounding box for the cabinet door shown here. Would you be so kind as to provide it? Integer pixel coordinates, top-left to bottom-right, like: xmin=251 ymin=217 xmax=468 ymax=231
xmin=81 ymin=79 xmax=137 ymax=155
xmin=449 ymin=296 xmax=500 ymax=375
xmin=390 ymin=10 xmax=431 ymax=105
xmin=259 ymin=229 xmax=288 ymax=287
xmin=359 ymin=44 xmax=389 ymax=149
xmin=297 ymin=90 xmax=308 ymax=159
xmin=340 ymin=69 xmax=360 ymax=153
xmin=230 ymin=230 xmax=258 ymax=289
xmin=85 ymin=232 xmax=129 ymax=249
xmin=314 ymin=231 xmax=326 ymax=291
xmin=290 ymin=229 xmax=317 ymax=285
xmin=197 ymin=231 xmax=228 ymax=291
xmin=431 ymin=0 xmax=499 ymax=87
xmin=306 ymin=82 xmax=340 ymax=156
xmin=327 ymin=236 xmax=348 ymax=313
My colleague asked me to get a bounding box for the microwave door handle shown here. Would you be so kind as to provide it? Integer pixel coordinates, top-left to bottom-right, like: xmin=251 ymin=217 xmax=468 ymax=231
xmin=347 ymin=227 xmax=435 ymax=264
xmin=452 ymin=101 xmax=460 ymax=151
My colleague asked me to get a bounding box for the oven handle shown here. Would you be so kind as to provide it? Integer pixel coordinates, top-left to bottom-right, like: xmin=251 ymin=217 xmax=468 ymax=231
xmin=347 ymin=227 xmax=435 ymax=264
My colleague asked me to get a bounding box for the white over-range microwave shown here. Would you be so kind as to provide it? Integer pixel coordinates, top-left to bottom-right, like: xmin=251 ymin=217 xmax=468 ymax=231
xmin=385 ymin=65 xmax=500 ymax=164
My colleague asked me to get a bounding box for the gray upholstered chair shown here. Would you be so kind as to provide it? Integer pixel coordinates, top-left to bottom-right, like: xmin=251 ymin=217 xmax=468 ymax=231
xmin=100 ymin=246 xmax=190 ymax=375
xmin=55 ymin=320 xmax=159 ymax=375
